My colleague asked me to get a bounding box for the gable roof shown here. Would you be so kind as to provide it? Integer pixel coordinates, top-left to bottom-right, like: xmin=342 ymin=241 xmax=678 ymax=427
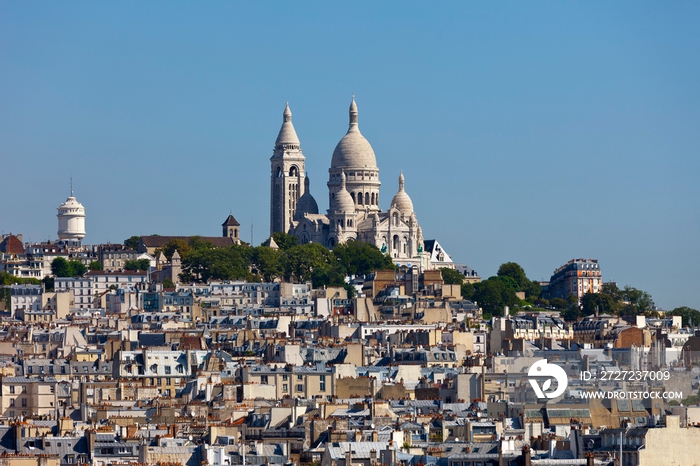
xmin=222 ymin=214 xmax=240 ymax=226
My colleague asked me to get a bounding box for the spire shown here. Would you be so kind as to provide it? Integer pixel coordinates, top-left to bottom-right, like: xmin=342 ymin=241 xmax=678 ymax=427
xmin=340 ymin=169 xmax=346 ymax=188
xmin=348 ymin=95 xmax=358 ymax=130
xmin=304 ymin=174 xmax=310 ymax=191
xmin=398 ymin=171 xmax=405 ymax=191
xmin=275 ymin=102 xmax=300 ymax=148
xmin=70 ymin=176 xmax=73 ymax=197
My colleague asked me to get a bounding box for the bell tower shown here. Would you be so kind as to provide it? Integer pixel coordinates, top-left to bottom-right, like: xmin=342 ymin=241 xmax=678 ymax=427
xmin=270 ymin=103 xmax=306 ymax=235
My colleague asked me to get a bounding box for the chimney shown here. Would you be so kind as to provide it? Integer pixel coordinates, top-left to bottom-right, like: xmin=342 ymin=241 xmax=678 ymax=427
xmin=14 ymin=423 xmax=22 ymax=452
xmin=521 ymin=446 xmax=531 ymax=466
xmin=371 ymin=430 xmax=378 ymax=442
xmin=354 ymin=430 xmax=362 ymax=442
xmin=586 ymin=452 xmax=594 ymax=466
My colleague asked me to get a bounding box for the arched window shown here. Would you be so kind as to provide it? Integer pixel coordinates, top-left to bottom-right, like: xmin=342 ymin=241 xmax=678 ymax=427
xmin=393 ymin=213 xmax=399 ymax=226
xmin=347 ymin=220 xmax=352 ymax=227
xmin=393 ymin=235 xmax=399 ymax=251
xmin=289 ymin=166 xmax=298 ymax=176
xmin=371 ymin=193 xmax=375 ymax=205
xmin=358 ymin=193 xmax=363 ymax=205
xmin=276 ymin=167 xmax=282 ymax=178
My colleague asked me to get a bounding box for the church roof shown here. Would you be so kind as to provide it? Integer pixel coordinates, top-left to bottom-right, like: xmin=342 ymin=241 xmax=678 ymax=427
xmin=274 ymin=102 xmax=300 ymax=148
xmin=390 ymin=172 xmax=414 ymax=216
xmin=294 ymin=176 xmax=319 ymax=220
xmin=222 ymin=214 xmax=240 ymax=226
xmin=333 ymin=171 xmax=355 ymax=213
xmin=330 ymin=97 xmax=378 ymax=170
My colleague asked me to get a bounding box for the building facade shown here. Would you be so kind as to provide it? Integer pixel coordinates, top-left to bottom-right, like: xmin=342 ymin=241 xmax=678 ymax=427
xmin=547 ymin=258 xmax=602 ymax=301
xmin=270 ymin=98 xmax=429 ymax=269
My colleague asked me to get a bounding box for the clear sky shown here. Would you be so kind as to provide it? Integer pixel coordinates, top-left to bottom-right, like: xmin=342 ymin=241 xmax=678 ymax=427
xmin=1 ymin=2 xmax=698 ymax=310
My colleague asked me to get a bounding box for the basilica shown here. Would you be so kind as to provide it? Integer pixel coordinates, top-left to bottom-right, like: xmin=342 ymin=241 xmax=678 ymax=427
xmin=269 ymin=97 xmax=432 ymax=270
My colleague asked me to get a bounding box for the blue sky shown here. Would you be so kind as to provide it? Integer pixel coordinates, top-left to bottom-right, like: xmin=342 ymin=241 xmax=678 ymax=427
xmin=1 ymin=2 xmax=698 ymax=310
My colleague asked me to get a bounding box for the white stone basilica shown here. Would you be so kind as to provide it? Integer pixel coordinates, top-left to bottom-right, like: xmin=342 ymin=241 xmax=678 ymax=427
xmin=270 ymin=97 xmax=430 ymax=269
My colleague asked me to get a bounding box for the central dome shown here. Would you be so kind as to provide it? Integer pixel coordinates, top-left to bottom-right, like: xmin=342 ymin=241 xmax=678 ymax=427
xmin=330 ymin=97 xmax=378 ymax=169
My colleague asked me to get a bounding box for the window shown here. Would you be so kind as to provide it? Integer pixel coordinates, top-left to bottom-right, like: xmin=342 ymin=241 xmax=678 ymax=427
xmin=320 ymin=375 xmax=326 ymax=392
xmin=296 ymin=384 xmax=304 ymax=392
xmin=261 ymin=375 xmax=268 ymax=385
xmin=282 ymin=375 xmax=288 ymax=381
xmin=165 ymin=366 xmax=171 ymax=375
xmin=9 ymin=386 xmax=15 ymax=394
xmin=282 ymin=384 xmax=288 ymax=393
xmin=21 ymin=398 xmax=27 ymax=407
xmin=9 ymin=399 xmax=14 ymax=407
xmin=297 ymin=375 xmax=303 ymax=381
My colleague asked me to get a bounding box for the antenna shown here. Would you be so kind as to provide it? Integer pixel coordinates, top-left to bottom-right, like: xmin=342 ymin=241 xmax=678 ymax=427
xmin=70 ymin=176 xmax=73 ymax=196
xmin=250 ymin=219 xmax=253 ymax=245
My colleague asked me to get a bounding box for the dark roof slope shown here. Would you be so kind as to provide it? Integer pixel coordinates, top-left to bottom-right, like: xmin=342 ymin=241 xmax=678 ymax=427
xmin=222 ymin=214 xmax=240 ymax=226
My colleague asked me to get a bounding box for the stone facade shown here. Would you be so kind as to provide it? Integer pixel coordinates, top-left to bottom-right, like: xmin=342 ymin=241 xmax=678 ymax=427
xmin=270 ymin=98 xmax=430 ymax=269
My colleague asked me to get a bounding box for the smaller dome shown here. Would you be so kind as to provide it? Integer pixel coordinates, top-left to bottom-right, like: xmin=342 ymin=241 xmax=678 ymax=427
xmin=390 ymin=172 xmax=414 ymax=216
xmin=294 ymin=176 xmax=319 ymax=221
xmin=334 ymin=171 xmax=355 ymax=213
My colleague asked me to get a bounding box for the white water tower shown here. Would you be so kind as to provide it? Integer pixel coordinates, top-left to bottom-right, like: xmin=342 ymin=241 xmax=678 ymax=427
xmin=57 ymin=184 xmax=86 ymax=245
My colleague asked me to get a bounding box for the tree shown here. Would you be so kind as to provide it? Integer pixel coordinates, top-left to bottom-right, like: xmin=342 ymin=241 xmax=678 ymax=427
xmin=281 ymin=243 xmax=336 ymax=283
xmin=42 ymin=276 xmax=54 ymax=292
xmin=88 ymin=261 xmax=102 ymax=271
xmin=497 ymin=262 xmax=528 ymax=289
xmin=667 ymin=306 xmax=700 ymax=327
xmin=51 ymin=257 xmax=71 ymax=277
xmin=333 ymin=241 xmax=395 ymax=276
xmin=268 ymin=232 xmax=299 ymax=251
xmin=549 ymin=297 xmax=568 ymax=310
xmin=125 ymin=259 xmax=150 ymax=271
xmin=581 ymin=292 xmax=615 ymax=315
xmin=162 ymin=278 xmax=175 ymax=289
xmin=180 ymin=244 xmax=253 ymax=283
xmin=471 ymin=277 xmax=519 ymax=317
xmin=619 ymin=286 xmax=654 ymax=315
xmin=51 ymin=257 xmax=86 ymax=277
xmin=251 ymin=246 xmax=283 ymax=282
xmin=440 ymin=267 xmax=464 ymax=285
xmin=460 ymin=282 xmax=474 ymax=300
xmin=155 ymin=238 xmax=193 ymax=261
xmin=124 ymin=236 xmax=141 ymax=250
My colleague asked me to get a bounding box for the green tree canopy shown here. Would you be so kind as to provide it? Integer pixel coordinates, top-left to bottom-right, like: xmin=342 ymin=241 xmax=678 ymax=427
xmin=281 ymin=243 xmax=336 ymax=284
xmin=124 ymin=259 xmax=150 ymax=271
xmin=580 ymin=292 xmax=616 ymax=316
xmin=333 ymin=241 xmax=395 ymax=276
xmin=440 ymin=267 xmax=464 ymax=285
xmin=472 ymin=277 xmax=519 ymax=317
xmin=51 ymin=257 xmax=87 ymax=277
xmin=667 ymin=306 xmax=700 ymax=327
xmin=88 ymin=261 xmax=102 ymax=271
xmin=496 ymin=262 xmax=541 ymax=300
xmin=155 ymin=238 xmax=194 ymax=261
xmin=180 ymin=244 xmax=253 ymax=283
xmin=251 ymin=246 xmax=283 ymax=282
xmin=497 ymin=262 xmax=528 ymax=289
xmin=268 ymin=232 xmax=299 ymax=251
xmin=124 ymin=236 xmax=141 ymax=250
